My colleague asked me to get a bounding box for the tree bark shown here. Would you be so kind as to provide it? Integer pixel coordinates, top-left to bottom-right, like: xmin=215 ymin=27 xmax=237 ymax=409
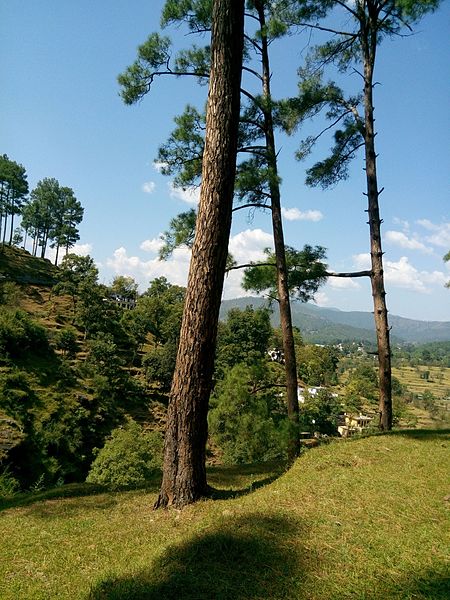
xmin=256 ymin=0 xmax=300 ymax=458
xmin=154 ymin=0 xmax=245 ymax=509
xmin=362 ymin=10 xmax=392 ymax=431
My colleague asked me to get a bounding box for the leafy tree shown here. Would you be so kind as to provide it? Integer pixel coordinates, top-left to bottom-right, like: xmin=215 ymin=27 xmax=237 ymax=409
xmin=24 ymin=179 xmax=83 ymax=260
xmin=27 ymin=178 xmax=61 ymax=257
xmin=0 ymin=154 xmax=28 ymax=246
xmin=242 ymin=245 xmax=327 ymax=302
xmin=155 ymin=0 xmax=245 ymax=508
xmin=296 ymin=344 xmax=338 ymax=387
xmin=128 ymin=1 xmax=328 ymax=459
xmin=344 ymin=364 xmax=379 ymax=411
xmin=109 ymin=275 xmax=139 ymax=301
xmin=50 ymin=186 xmax=84 ymax=265
xmin=215 ymin=306 xmax=273 ymax=376
xmin=54 ymin=253 xmax=99 ymax=312
xmin=55 ymin=328 xmax=79 ymax=358
xmin=209 ymin=362 xmax=288 ymax=464
xmin=299 ymin=388 xmax=341 ymax=436
xmin=159 ymin=209 xmax=197 ymax=260
xmin=283 ymin=0 xmax=442 ymax=430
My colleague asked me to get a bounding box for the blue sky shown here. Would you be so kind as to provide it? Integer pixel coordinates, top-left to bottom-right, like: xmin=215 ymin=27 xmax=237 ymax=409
xmin=2 ymin=1 xmax=449 ymax=321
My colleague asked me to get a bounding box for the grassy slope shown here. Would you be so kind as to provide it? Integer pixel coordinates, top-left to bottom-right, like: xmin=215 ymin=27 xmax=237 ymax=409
xmin=1 ymin=431 xmax=449 ymax=600
xmin=393 ymin=366 xmax=450 ymax=399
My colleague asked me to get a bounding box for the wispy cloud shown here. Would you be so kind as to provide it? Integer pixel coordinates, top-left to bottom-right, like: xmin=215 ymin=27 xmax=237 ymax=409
xmin=168 ymin=182 xmax=200 ymax=205
xmin=417 ymin=219 xmax=450 ymax=248
xmin=281 ymin=207 xmax=323 ymax=222
xmin=385 ymin=230 xmax=432 ymax=253
xmin=142 ymin=181 xmax=156 ymax=194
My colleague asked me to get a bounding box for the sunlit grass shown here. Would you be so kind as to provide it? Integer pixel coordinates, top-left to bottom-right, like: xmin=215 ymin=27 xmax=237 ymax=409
xmin=1 ymin=431 xmax=449 ymax=599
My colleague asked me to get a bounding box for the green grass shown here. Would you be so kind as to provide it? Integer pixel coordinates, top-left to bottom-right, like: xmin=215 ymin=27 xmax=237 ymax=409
xmin=393 ymin=366 xmax=450 ymax=399
xmin=1 ymin=431 xmax=449 ymax=599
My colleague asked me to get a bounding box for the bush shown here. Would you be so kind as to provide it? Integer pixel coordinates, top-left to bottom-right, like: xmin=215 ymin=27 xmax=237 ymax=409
xmin=86 ymin=420 xmax=163 ymax=490
xmin=0 ymin=467 xmax=20 ymax=498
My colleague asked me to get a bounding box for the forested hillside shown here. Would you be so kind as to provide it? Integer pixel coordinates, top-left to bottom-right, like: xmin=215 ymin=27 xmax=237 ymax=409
xmin=221 ymin=297 xmax=450 ymax=344
xmin=1 ymin=247 xmax=449 ymax=497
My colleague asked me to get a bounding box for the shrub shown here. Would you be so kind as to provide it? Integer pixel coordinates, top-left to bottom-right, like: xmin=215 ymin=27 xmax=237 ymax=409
xmin=55 ymin=328 xmax=79 ymax=357
xmin=0 ymin=467 xmax=20 ymax=498
xmin=86 ymin=420 xmax=163 ymax=490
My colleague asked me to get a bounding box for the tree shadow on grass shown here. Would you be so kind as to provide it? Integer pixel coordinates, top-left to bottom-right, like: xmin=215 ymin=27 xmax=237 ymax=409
xmin=88 ymin=513 xmax=311 ymax=600
xmin=0 ymin=476 xmax=162 ymax=514
xmin=388 ymin=428 xmax=450 ymax=442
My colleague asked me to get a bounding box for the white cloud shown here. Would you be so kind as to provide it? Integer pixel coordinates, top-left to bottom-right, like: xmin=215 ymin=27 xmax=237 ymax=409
xmin=328 ymin=276 xmax=360 ymax=290
xmin=153 ymin=160 xmax=169 ymax=173
xmin=385 ymin=230 xmax=432 ymax=253
xmin=384 ymin=256 xmax=447 ymax=293
xmin=140 ymin=237 xmax=164 ymax=253
xmin=47 ymin=242 xmax=93 ymax=265
xmin=281 ymin=207 xmax=323 ymax=222
xmin=392 ymin=217 xmax=410 ymax=231
xmin=168 ymin=182 xmax=200 ymax=205
xmin=142 ymin=181 xmax=156 ymax=194
xmin=228 ymin=228 xmax=273 ymax=263
xmin=106 ymin=246 xmax=191 ymax=290
xmin=416 ymin=219 xmax=450 ymax=248
xmin=352 ymin=253 xmax=371 ymax=270
xmin=223 ymin=228 xmax=274 ymax=298
xmin=314 ymin=291 xmax=331 ymax=306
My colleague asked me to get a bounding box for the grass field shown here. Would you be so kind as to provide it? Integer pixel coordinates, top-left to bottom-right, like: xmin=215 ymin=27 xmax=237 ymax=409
xmin=1 ymin=430 xmax=449 ymax=600
xmin=393 ymin=366 xmax=450 ymax=399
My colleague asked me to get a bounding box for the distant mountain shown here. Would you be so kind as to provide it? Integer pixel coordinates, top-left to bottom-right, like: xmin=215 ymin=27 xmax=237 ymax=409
xmin=220 ymin=297 xmax=450 ymax=345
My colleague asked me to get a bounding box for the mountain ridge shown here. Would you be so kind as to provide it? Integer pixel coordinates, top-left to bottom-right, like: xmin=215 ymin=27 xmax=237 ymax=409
xmin=220 ymin=296 xmax=450 ymax=344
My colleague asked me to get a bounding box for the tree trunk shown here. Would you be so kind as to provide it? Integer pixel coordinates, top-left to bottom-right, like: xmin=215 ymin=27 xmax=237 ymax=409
xmin=155 ymin=0 xmax=244 ymax=509
xmin=362 ymin=30 xmax=392 ymax=431
xmin=256 ymin=1 xmax=300 ymax=458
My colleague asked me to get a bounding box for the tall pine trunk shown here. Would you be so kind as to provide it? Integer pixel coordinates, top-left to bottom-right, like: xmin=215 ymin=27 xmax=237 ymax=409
xmin=155 ymin=0 xmax=244 ymax=509
xmin=256 ymin=1 xmax=300 ymax=458
xmin=362 ymin=28 xmax=392 ymax=431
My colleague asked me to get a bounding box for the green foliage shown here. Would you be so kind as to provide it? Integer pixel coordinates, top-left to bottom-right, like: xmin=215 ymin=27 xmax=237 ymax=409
xmin=143 ymin=342 xmax=177 ymax=391
xmin=242 ymin=245 xmax=328 ymax=302
xmin=86 ymin=420 xmax=163 ymax=490
xmin=0 ymin=309 xmax=50 ymax=359
xmin=157 ymin=105 xmax=205 ymax=188
xmin=0 ymin=467 xmax=20 ymax=498
xmin=344 ymin=363 xmax=379 ymax=409
xmin=209 ymin=363 xmax=289 ymax=464
xmin=216 ymin=306 xmax=273 ymax=375
xmin=0 ymin=281 xmax=22 ymax=306
xmin=55 ymin=328 xmax=79 ymax=357
xmin=299 ymin=388 xmax=341 ymax=435
xmin=117 ymin=33 xmax=172 ymax=104
xmin=159 ymin=209 xmax=197 ymax=259
xmin=297 ymin=344 xmax=338 ymax=386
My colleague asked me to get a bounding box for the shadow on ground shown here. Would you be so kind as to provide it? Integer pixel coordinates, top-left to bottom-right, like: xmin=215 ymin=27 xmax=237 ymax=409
xmin=0 ymin=478 xmax=161 ymax=513
xmin=389 ymin=428 xmax=450 ymax=442
xmin=88 ymin=513 xmax=310 ymax=600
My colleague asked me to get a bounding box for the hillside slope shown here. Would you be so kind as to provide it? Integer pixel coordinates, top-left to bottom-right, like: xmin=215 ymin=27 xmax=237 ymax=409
xmin=1 ymin=431 xmax=449 ymax=599
xmin=220 ymin=297 xmax=450 ymax=344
